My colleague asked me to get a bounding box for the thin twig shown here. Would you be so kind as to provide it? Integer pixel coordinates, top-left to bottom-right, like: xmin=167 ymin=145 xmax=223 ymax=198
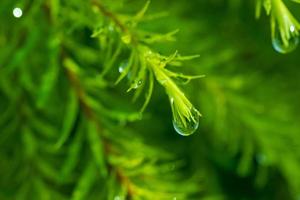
xmin=91 ymin=0 xmax=128 ymax=32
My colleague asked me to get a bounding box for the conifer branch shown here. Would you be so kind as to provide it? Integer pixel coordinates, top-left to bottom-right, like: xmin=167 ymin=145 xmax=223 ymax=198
xmin=90 ymin=0 xmax=203 ymax=136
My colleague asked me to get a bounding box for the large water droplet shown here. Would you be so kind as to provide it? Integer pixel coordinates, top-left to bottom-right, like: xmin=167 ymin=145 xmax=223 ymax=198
xmin=272 ymin=25 xmax=299 ymax=54
xmin=172 ymin=106 xmax=200 ymax=136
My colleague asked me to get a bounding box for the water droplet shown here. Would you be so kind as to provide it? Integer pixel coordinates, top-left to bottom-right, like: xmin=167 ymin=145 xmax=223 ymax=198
xmin=137 ymin=80 xmax=142 ymax=86
xmin=290 ymin=25 xmax=295 ymax=33
xmin=13 ymin=7 xmax=23 ymax=18
xmin=118 ymin=61 xmax=132 ymax=81
xmin=133 ymin=80 xmax=142 ymax=89
xmin=118 ymin=61 xmax=128 ymax=73
xmin=145 ymin=50 xmax=154 ymax=61
xmin=272 ymin=25 xmax=299 ymax=54
xmin=172 ymin=106 xmax=200 ymax=136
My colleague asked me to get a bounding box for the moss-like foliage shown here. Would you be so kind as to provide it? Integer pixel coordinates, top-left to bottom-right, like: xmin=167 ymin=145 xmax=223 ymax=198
xmin=1 ymin=0 xmax=300 ymax=200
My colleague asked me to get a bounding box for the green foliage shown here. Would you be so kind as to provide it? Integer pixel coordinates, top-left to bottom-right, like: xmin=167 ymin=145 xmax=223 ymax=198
xmin=1 ymin=0 xmax=300 ymax=200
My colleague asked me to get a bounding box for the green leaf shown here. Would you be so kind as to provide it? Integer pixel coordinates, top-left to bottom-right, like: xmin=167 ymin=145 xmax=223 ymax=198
xmin=115 ymin=51 xmax=135 ymax=85
xmin=60 ymin=129 xmax=84 ymax=179
xmin=36 ymin=49 xmax=60 ymax=109
xmin=100 ymin=41 xmax=123 ymax=77
xmin=134 ymin=0 xmax=151 ymax=23
xmin=55 ymin=90 xmax=79 ymax=149
xmin=86 ymin=120 xmax=108 ymax=176
xmin=22 ymin=126 xmax=37 ymax=158
xmin=140 ymin=71 xmax=154 ymax=112
xmin=71 ymin=162 xmax=97 ymax=200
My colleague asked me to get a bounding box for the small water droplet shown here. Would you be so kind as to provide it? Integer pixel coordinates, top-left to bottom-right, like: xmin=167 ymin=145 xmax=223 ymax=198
xmin=172 ymin=106 xmax=200 ymax=136
xmin=13 ymin=7 xmax=23 ymax=18
xmin=145 ymin=50 xmax=154 ymax=60
xmin=118 ymin=61 xmax=127 ymax=73
xmin=133 ymin=80 xmax=142 ymax=89
xmin=290 ymin=25 xmax=295 ymax=33
xmin=137 ymin=80 xmax=142 ymax=86
xmin=272 ymin=25 xmax=299 ymax=54
xmin=118 ymin=61 xmax=132 ymax=81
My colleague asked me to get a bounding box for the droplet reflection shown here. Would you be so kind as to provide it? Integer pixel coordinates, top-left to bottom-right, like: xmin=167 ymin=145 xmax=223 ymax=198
xmin=172 ymin=104 xmax=200 ymax=136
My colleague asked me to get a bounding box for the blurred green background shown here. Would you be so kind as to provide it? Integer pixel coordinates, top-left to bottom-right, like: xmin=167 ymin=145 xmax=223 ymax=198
xmin=1 ymin=0 xmax=300 ymax=199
